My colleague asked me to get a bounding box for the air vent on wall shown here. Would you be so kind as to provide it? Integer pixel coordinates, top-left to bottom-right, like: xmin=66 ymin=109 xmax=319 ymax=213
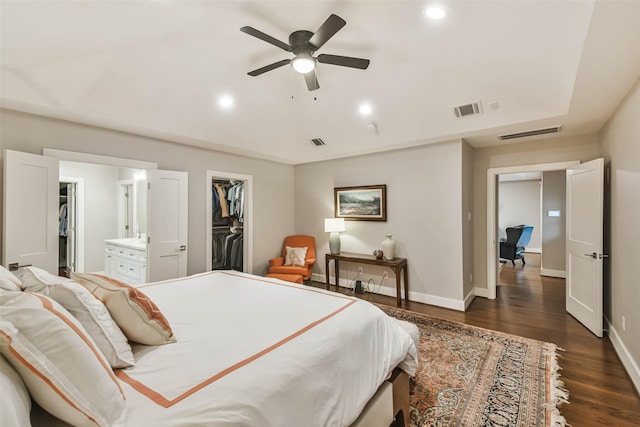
xmin=311 ymin=138 xmax=325 ymax=146
xmin=499 ymin=125 xmax=562 ymax=141
xmin=453 ymin=101 xmax=482 ymax=118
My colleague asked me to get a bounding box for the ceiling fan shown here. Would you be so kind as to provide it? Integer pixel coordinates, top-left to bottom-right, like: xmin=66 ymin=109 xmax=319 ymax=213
xmin=240 ymin=14 xmax=370 ymax=91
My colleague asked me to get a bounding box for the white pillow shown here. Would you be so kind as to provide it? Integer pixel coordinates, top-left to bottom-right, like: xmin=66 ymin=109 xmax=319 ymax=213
xmin=0 ymin=293 xmax=127 ymax=427
xmin=17 ymin=267 xmax=134 ymax=368
xmin=72 ymin=272 xmax=176 ymax=345
xmin=0 ymin=354 xmax=31 ymax=427
xmin=0 ymin=265 xmax=21 ymax=291
xmin=284 ymin=246 xmax=308 ymax=267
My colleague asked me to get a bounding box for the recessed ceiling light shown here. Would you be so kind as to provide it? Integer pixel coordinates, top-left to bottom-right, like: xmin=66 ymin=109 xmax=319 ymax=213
xmin=358 ymin=103 xmax=373 ymax=116
xmin=424 ymin=6 xmax=447 ymax=20
xmin=218 ymin=95 xmax=234 ymax=109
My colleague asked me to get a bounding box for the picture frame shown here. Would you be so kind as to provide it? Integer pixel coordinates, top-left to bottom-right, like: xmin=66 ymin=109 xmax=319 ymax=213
xmin=334 ymin=185 xmax=387 ymax=221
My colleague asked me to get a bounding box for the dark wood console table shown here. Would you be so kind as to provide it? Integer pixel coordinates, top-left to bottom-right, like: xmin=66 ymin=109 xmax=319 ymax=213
xmin=325 ymin=252 xmax=409 ymax=307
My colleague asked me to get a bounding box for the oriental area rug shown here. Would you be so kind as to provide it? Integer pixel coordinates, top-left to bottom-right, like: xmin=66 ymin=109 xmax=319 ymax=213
xmin=378 ymin=305 xmax=569 ymax=427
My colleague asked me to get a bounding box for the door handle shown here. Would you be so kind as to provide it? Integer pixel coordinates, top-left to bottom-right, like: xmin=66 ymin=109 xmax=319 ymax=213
xmin=583 ymin=252 xmax=608 ymax=259
xmin=8 ymin=262 xmax=32 ymax=271
xmin=177 ymin=245 xmax=187 ymax=251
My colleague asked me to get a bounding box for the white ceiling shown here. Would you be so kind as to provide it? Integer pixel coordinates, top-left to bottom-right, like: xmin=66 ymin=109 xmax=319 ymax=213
xmin=1 ymin=1 xmax=639 ymax=165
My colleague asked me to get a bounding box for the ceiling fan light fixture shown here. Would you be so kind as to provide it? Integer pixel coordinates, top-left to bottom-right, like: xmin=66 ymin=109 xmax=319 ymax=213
xmin=292 ymin=54 xmax=316 ymax=74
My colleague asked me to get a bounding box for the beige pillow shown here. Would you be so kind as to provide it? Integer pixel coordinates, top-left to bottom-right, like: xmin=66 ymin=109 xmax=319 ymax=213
xmin=17 ymin=267 xmax=134 ymax=368
xmin=284 ymin=246 xmax=308 ymax=267
xmin=72 ymin=273 xmax=176 ymax=345
xmin=0 ymin=354 xmax=31 ymax=427
xmin=0 ymin=292 xmax=127 ymax=427
xmin=0 ymin=265 xmax=21 ymax=292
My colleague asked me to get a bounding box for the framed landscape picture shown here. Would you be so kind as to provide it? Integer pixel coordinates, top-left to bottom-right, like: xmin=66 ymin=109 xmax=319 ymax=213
xmin=334 ymin=185 xmax=387 ymax=221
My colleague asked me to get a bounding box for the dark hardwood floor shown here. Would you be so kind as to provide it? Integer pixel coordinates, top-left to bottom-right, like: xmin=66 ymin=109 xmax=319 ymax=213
xmin=311 ymin=253 xmax=640 ymax=426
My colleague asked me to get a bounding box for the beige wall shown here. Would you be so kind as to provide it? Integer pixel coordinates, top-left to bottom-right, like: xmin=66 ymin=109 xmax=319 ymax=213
xmin=461 ymin=140 xmax=474 ymax=298
xmin=499 ymin=180 xmax=542 ymax=251
xmin=295 ymin=140 xmax=468 ymax=309
xmin=541 ymin=170 xmax=566 ymax=273
xmin=472 ymin=133 xmax=601 ymax=292
xmin=0 ymin=108 xmax=296 ymax=276
xmin=600 ymin=78 xmax=640 ymax=387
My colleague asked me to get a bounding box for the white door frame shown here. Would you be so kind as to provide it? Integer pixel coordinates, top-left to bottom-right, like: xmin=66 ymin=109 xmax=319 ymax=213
xmin=486 ymin=161 xmax=579 ymax=299
xmin=43 ymin=149 xmax=158 ymax=170
xmin=60 ymin=176 xmax=85 ymax=272
xmin=206 ymin=170 xmax=253 ymax=273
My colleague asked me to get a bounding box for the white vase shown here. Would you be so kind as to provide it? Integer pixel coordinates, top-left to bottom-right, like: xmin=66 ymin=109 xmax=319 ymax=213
xmin=382 ymin=235 xmax=396 ymax=260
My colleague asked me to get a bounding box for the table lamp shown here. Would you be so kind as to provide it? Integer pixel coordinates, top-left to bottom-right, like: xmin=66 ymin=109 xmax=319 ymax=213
xmin=325 ymin=218 xmax=346 ymax=255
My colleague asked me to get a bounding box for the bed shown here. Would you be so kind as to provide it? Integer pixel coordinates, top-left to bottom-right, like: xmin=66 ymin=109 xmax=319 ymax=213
xmin=1 ymin=268 xmax=417 ymax=427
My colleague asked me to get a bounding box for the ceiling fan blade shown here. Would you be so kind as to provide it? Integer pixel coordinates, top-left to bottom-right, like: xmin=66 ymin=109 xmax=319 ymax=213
xmin=304 ymin=70 xmax=320 ymax=91
xmin=317 ymin=54 xmax=370 ymax=70
xmin=308 ymin=14 xmax=346 ymax=50
xmin=247 ymin=59 xmax=291 ymax=76
xmin=240 ymin=26 xmax=292 ymax=52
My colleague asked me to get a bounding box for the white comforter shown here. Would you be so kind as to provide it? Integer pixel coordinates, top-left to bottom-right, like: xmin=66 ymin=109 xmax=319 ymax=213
xmin=113 ymin=271 xmax=416 ymax=427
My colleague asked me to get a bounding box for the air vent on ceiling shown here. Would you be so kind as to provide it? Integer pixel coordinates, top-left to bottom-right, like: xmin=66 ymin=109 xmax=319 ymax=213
xmin=453 ymin=101 xmax=482 ymax=118
xmin=499 ymin=125 xmax=562 ymax=141
xmin=311 ymin=138 xmax=325 ymax=146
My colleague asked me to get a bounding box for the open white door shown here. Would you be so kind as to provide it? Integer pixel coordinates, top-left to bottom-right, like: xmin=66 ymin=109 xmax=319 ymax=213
xmin=147 ymin=170 xmax=188 ymax=282
xmin=65 ymin=183 xmax=77 ymax=273
xmin=566 ymin=158 xmax=605 ymax=337
xmin=2 ymin=150 xmax=59 ymax=274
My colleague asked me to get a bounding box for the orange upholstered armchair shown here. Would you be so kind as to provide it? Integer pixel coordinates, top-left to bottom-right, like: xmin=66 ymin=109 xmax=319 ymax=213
xmin=268 ymin=235 xmax=316 ymax=281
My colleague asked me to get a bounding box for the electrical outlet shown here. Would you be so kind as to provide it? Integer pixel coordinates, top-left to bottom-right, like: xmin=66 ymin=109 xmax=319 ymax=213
xmin=622 ymin=315 xmax=626 ymax=332
xmin=357 ymin=267 xmax=363 ymax=274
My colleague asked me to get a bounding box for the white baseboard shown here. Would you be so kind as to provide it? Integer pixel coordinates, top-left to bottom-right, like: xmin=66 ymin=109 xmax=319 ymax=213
xmin=540 ymin=268 xmax=566 ymax=278
xmin=463 ymin=289 xmax=475 ymax=310
xmin=526 ymin=248 xmax=542 ymax=254
xmin=474 ymin=286 xmax=493 ymax=299
xmin=313 ymin=273 xmax=466 ymax=311
xmin=607 ymin=320 xmax=640 ymax=395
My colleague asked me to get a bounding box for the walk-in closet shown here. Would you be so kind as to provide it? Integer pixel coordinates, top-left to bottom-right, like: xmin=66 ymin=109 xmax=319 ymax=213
xmin=206 ymin=171 xmax=253 ymax=273
xmin=58 ymin=181 xmax=77 ymax=277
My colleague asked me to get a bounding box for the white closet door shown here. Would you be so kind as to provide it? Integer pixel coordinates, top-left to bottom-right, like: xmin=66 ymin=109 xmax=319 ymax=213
xmin=147 ymin=169 xmax=188 ymax=282
xmin=3 ymin=150 xmax=59 ymax=273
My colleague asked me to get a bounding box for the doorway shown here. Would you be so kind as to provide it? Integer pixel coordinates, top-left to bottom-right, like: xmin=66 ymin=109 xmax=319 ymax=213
xmin=497 ymin=174 xmax=542 ymax=287
xmin=58 ymin=177 xmax=84 ymax=276
xmin=117 ymin=180 xmax=135 ymax=238
xmin=205 ymin=170 xmax=253 ymax=273
xmin=486 ymin=161 xmax=579 ymax=299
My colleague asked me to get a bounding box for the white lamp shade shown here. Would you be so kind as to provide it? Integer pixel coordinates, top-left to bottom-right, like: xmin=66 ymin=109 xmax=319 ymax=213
xmin=325 ymin=218 xmax=345 ymax=233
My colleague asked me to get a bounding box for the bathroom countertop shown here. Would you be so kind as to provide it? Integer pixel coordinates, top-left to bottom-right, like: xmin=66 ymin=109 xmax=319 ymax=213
xmin=104 ymin=238 xmax=146 ymax=250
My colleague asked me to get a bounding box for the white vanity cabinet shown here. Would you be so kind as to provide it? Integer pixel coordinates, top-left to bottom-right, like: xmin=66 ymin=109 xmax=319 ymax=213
xmin=104 ymin=239 xmax=147 ymax=286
